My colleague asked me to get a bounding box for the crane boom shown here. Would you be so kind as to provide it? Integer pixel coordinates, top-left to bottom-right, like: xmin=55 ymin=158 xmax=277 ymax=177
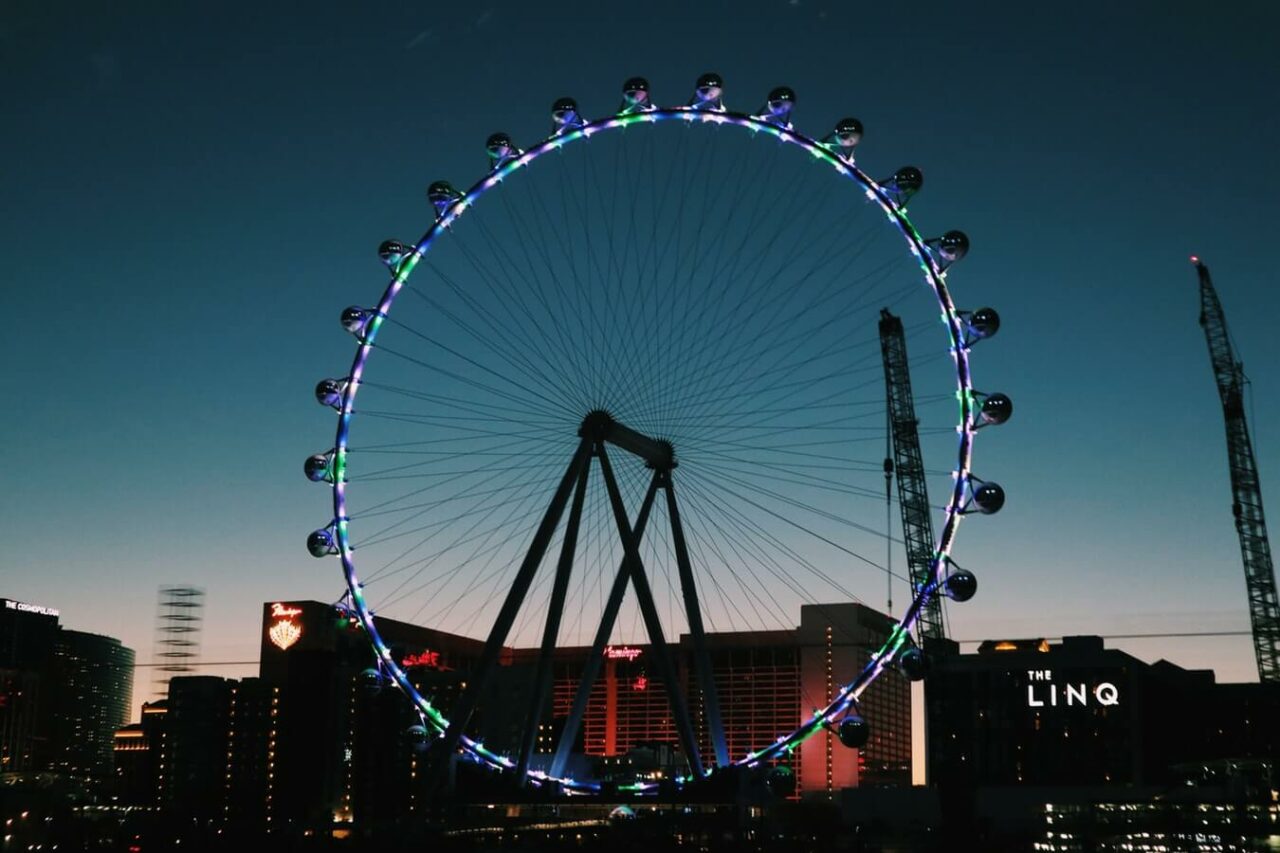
xmin=879 ymin=309 xmax=944 ymax=641
xmin=1194 ymin=257 xmax=1280 ymax=683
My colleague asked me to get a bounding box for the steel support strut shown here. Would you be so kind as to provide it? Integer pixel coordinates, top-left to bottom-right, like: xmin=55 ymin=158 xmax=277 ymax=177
xmin=662 ymin=470 xmax=729 ymax=768
xmin=548 ymin=471 xmax=661 ymax=780
xmin=597 ymin=445 xmax=706 ymax=778
xmin=434 ymin=438 xmax=594 ymax=777
xmin=515 ymin=455 xmax=591 ymax=783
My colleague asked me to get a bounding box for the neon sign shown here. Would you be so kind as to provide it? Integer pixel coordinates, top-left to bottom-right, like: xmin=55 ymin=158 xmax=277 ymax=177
xmin=4 ymin=599 xmax=59 ymax=617
xmin=632 ymin=675 xmax=648 ymax=691
xmin=402 ymin=650 xmax=442 ymax=669
xmin=268 ymin=603 xmax=304 ymax=650
xmin=1025 ymin=670 xmax=1119 ymax=708
xmin=269 ymin=619 xmax=302 ymax=651
xmin=605 ymin=646 xmax=642 ymax=661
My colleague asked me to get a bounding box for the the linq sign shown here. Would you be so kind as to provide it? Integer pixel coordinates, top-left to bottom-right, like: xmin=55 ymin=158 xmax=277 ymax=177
xmin=1025 ymin=669 xmax=1120 ymax=708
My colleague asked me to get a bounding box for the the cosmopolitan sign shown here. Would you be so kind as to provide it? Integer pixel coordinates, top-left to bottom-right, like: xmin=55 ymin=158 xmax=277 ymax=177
xmin=1026 ymin=669 xmax=1119 ymax=708
xmin=3 ymin=599 xmax=59 ymax=617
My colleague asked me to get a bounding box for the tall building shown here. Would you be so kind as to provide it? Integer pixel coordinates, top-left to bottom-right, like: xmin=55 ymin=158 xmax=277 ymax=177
xmin=0 ymin=598 xmax=60 ymax=773
xmin=46 ymin=629 xmax=135 ymax=780
xmin=225 ymin=677 xmax=277 ymax=829
xmin=162 ymin=676 xmax=233 ymax=822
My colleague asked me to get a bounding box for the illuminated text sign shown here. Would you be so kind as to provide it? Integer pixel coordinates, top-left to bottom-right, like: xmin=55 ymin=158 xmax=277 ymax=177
xmin=605 ymin=646 xmax=642 ymax=661
xmin=4 ymin=599 xmax=59 ymax=617
xmin=1026 ymin=669 xmax=1119 ymax=708
xmin=271 ymin=603 xmax=303 ymax=618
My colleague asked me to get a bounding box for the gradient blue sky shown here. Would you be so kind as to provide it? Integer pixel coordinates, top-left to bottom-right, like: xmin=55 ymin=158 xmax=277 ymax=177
xmin=4 ymin=0 xmax=1279 ymax=714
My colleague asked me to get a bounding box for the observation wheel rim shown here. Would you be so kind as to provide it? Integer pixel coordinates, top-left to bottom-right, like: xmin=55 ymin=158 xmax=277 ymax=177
xmin=327 ymin=105 xmax=977 ymax=791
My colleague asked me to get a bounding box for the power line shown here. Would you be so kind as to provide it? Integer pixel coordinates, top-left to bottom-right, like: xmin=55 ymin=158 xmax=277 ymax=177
xmin=125 ymin=631 xmax=1255 ymax=665
xmin=133 ymin=660 xmax=258 ymax=668
xmin=953 ymin=630 xmax=1251 ymax=645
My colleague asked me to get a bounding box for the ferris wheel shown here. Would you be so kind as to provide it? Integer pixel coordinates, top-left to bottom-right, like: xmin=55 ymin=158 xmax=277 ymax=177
xmin=305 ymin=74 xmax=1009 ymax=793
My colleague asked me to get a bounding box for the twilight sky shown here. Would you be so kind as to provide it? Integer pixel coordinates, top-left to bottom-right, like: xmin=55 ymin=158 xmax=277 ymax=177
xmin=4 ymin=0 xmax=1279 ymax=732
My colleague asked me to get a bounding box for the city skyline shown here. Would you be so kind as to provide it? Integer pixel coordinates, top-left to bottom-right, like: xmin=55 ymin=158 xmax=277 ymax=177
xmin=5 ymin=0 xmax=1280 ymax=732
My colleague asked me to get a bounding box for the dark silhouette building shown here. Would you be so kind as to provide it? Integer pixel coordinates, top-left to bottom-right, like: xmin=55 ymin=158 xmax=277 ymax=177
xmin=926 ymin=635 xmax=1280 ymax=788
xmin=1 ymin=598 xmax=61 ymax=773
xmin=225 ymin=677 xmax=278 ymax=829
xmin=162 ymin=676 xmax=233 ymax=822
xmin=113 ymin=699 xmax=168 ymax=807
xmin=46 ymin=629 xmax=135 ymax=781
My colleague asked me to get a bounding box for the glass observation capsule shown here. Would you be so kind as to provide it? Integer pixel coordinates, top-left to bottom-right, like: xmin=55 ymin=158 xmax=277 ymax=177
xmin=358 ymin=667 xmax=383 ymax=689
xmin=898 ymin=647 xmax=929 ymax=681
xmin=551 ymin=97 xmax=583 ymax=133
xmin=928 ymin=230 xmax=970 ymax=270
xmin=340 ymin=306 xmax=373 ymax=339
xmin=943 ymin=568 xmax=978 ymax=602
xmin=689 ymin=72 xmax=724 ymax=110
xmin=307 ymin=526 xmax=337 ymax=558
xmin=378 ymin=239 xmax=411 ymax=269
xmin=837 ymin=715 xmax=870 ymax=748
xmin=963 ymin=307 xmax=1001 ymax=342
xmin=979 ymin=393 xmax=1013 ymax=426
xmin=971 ymin=481 xmax=1006 ymax=514
xmin=427 ymin=181 xmax=462 ymax=216
xmin=486 ymin=133 xmax=520 ymax=170
xmin=304 ymin=453 xmax=333 ymax=483
xmin=620 ymin=77 xmax=652 ymax=113
xmin=315 ymin=378 xmax=346 ymax=410
xmin=757 ymin=86 xmax=795 ymax=126
xmin=880 ymin=166 xmax=923 ymax=207
xmin=765 ymin=765 xmax=796 ymax=795
xmin=824 ymin=117 xmax=863 ymax=159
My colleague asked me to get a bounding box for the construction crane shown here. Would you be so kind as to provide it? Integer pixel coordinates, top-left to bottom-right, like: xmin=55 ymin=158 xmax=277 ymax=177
xmin=1194 ymin=256 xmax=1280 ymax=683
xmin=879 ymin=308 xmax=944 ymax=641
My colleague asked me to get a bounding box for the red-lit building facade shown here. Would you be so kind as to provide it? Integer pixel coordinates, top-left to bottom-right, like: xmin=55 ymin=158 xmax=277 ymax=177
xmin=538 ymin=602 xmax=910 ymax=794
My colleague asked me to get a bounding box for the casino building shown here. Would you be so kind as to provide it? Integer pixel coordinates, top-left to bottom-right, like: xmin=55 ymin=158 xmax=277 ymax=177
xmin=245 ymin=598 xmax=911 ymax=832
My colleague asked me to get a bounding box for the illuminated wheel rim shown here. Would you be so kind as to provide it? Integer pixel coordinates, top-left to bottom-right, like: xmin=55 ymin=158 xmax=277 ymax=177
xmin=309 ymin=84 xmax=1002 ymax=793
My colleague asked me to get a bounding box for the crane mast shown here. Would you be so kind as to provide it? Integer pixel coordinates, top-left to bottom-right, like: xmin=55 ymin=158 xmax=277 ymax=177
xmin=879 ymin=309 xmax=944 ymax=641
xmin=1194 ymin=257 xmax=1280 ymax=682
